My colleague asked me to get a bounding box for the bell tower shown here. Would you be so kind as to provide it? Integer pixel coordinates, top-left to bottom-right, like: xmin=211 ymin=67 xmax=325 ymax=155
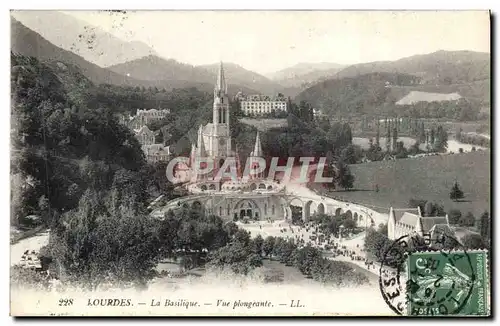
xmin=212 ymin=61 xmax=232 ymax=159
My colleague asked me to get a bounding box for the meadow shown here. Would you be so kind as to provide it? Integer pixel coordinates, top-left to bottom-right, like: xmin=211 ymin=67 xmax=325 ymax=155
xmin=330 ymin=151 xmax=491 ymax=217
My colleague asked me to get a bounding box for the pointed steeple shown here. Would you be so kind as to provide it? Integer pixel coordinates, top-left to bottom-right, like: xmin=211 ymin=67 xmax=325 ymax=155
xmin=189 ymin=142 xmax=197 ymax=166
xmin=215 ymin=61 xmax=227 ymax=94
xmin=196 ymin=125 xmax=206 ymax=157
xmin=251 ymin=131 xmax=263 ymax=157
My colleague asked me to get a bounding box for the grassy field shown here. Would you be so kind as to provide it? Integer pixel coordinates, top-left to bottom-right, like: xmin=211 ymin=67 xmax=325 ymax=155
xmin=239 ymin=118 xmax=288 ymax=131
xmin=328 ymin=151 xmax=490 ymax=217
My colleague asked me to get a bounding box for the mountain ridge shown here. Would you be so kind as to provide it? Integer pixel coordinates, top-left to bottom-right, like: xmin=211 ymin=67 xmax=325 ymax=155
xmin=11 ymin=10 xmax=157 ymax=67
xmin=10 ymin=18 xmax=261 ymax=96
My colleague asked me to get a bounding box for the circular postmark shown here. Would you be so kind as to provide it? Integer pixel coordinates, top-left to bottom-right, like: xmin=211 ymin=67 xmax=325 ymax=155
xmin=378 ymin=232 xmax=476 ymax=316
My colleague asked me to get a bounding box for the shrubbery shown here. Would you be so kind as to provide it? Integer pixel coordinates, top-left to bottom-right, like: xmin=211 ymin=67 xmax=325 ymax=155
xmin=209 ymin=229 xmax=368 ymax=286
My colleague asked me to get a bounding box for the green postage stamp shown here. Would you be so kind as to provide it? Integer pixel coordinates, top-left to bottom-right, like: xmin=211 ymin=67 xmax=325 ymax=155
xmin=407 ymin=250 xmax=490 ymax=316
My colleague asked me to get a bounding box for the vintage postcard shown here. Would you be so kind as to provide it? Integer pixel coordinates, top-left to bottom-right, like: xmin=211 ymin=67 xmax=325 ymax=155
xmin=10 ymin=10 xmax=491 ymax=317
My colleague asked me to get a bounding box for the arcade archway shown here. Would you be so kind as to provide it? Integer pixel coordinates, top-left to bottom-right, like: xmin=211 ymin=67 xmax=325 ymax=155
xmin=317 ymin=203 xmax=325 ymax=215
xmin=232 ymin=199 xmax=262 ymax=221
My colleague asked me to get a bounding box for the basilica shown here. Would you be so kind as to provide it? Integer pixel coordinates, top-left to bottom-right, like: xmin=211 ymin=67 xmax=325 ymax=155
xmin=186 ymin=62 xmax=270 ymax=190
xmin=165 ymin=62 xmax=289 ymax=221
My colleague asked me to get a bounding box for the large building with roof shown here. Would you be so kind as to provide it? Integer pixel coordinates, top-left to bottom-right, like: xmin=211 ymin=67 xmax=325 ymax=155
xmin=127 ymin=108 xmax=170 ymax=130
xmin=387 ymin=207 xmax=452 ymax=240
xmin=236 ymin=93 xmax=287 ymax=116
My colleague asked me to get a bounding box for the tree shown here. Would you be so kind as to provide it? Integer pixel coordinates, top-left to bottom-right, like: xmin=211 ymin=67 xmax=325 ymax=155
xmin=272 ymin=237 xmax=285 ymax=260
xmin=233 ymin=229 xmax=251 ymax=246
xmin=461 ymin=233 xmax=486 ymax=249
xmin=423 ymin=201 xmax=445 ymax=217
xmin=378 ymin=223 xmax=388 ymax=236
xmin=392 ymin=126 xmax=398 ymax=152
xmin=342 ymin=217 xmax=356 ymax=230
xmin=295 ymin=245 xmax=322 ymax=277
xmin=386 ymin=121 xmax=392 ymax=152
xmin=478 ymin=211 xmax=490 ymax=243
xmin=408 ymin=198 xmax=427 ymax=213
xmin=262 ymin=236 xmax=275 ymax=258
xmin=38 ymin=195 xmax=50 ymax=223
xmin=459 ymin=212 xmax=476 ymax=227
xmin=375 ymin=119 xmax=381 ymax=148
xmin=335 ymin=161 xmax=355 ymax=190
xmin=251 ymin=234 xmax=264 ymax=256
xmin=207 ymin=241 xmax=263 ymax=275
xmin=418 ymin=122 xmax=426 ymax=143
xmin=364 ymin=228 xmax=392 ymax=263
xmin=447 ymin=209 xmax=462 ymax=225
xmin=224 ymin=222 xmax=239 ymax=238
xmin=450 ymin=181 xmax=464 ymax=202
xmin=434 ymin=125 xmax=448 ymax=152
xmin=340 ymin=145 xmax=357 ymax=164
xmin=46 ymin=189 xmax=161 ymax=289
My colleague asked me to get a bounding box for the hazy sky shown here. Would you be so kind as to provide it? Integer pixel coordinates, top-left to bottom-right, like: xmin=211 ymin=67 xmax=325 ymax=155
xmin=64 ymin=10 xmax=490 ymax=75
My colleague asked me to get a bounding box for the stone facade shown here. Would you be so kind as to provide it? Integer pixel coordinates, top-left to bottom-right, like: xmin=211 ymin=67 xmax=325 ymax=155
xmin=135 ymin=125 xmax=155 ymax=146
xmin=128 ymin=108 xmax=170 ymax=130
xmin=387 ymin=207 xmax=452 ymax=240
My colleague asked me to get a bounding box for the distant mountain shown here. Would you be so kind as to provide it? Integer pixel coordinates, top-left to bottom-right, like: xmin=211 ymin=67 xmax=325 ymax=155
xmin=334 ymin=50 xmax=490 ymax=85
xmin=10 ymin=19 xmax=259 ymax=95
xmin=10 ymin=17 xmax=152 ymax=87
xmin=109 ymin=57 xmax=278 ymax=96
xmin=295 ymin=72 xmax=422 ymax=116
xmin=268 ymin=62 xmax=346 ymax=88
xmin=109 ymin=55 xmax=214 ymax=84
xmin=268 ymin=62 xmax=345 ymax=80
xmin=295 ymin=51 xmax=491 ymax=115
xmin=11 ymin=10 xmax=157 ymax=67
xmin=199 ymin=62 xmax=286 ymax=96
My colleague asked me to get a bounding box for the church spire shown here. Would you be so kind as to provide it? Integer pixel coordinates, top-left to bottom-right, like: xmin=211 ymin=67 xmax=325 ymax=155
xmin=215 ymin=61 xmax=227 ymax=94
xmin=189 ymin=142 xmax=197 ymax=167
xmin=251 ymin=131 xmax=263 ymax=157
xmin=196 ymin=125 xmax=206 ymax=157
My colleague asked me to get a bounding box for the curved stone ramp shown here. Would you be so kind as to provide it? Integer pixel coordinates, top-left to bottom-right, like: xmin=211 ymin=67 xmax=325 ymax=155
xmin=150 ymin=184 xmax=389 ymax=228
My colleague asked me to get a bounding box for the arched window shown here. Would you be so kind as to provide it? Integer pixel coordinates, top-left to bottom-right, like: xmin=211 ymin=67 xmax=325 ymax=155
xmin=264 ymin=204 xmax=268 ymax=215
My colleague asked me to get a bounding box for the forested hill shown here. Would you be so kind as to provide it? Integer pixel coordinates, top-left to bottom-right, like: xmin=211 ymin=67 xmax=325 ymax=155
xmin=11 ymin=18 xmax=259 ymax=96
xmin=11 ymin=18 xmax=153 ymax=88
xmin=334 ymin=50 xmax=490 ymax=85
xmin=295 ymin=72 xmax=420 ymax=116
xmin=11 ymin=53 xmax=150 ymax=225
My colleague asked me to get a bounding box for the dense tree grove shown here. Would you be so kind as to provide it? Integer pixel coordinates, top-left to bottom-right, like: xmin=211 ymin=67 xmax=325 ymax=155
xmin=478 ymin=211 xmax=491 ymax=247
xmin=408 ymin=199 xmax=445 ymax=217
xmin=456 ymin=129 xmax=490 ymax=148
xmin=260 ymin=114 xmax=354 ymax=165
xmin=209 ymin=231 xmax=368 ymax=286
xmin=312 ymin=213 xmax=358 ymax=237
xmin=391 ymin=99 xmax=485 ymax=121
xmin=11 ymin=54 xmax=154 ymax=226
